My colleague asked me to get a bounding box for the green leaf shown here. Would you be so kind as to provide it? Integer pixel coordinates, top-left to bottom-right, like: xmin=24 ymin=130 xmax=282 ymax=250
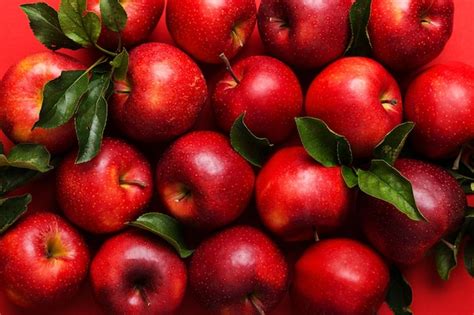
xmin=0 ymin=144 xmax=53 ymax=172
xmin=100 ymin=0 xmax=127 ymax=32
xmin=20 ymin=3 xmax=82 ymax=51
xmin=0 ymin=168 xmax=39 ymax=195
xmin=435 ymin=241 xmax=458 ymax=281
xmin=75 ymin=73 xmax=111 ymax=164
xmin=345 ymin=0 xmax=372 ymax=56
xmin=357 ymin=159 xmax=424 ymax=221
xmin=341 ymin=165 xmax=358 ymax=188
xmin=466 ymin=207 xmax=474 ymax=218
xmin=374 ymin=122 xmax=415 ymax=165
xmin=0 ymin=194 xmax=32 ymax=234
xmin=295 ymin=117 xmax=352 ymax=167
xmin=58 ymin=0 xmax=101 ymax=47
xmin=386 ymin=266 xmax=413 ymax=315
xmin=464 ymin=238 xmax=474 ymax=277
xmin=110 ymin=49 xmax=129 ymax=81
xmin=230 ymin=113 xmax=273 ymax=168
xmin=128 ymin=212 xmax=194 ymax=258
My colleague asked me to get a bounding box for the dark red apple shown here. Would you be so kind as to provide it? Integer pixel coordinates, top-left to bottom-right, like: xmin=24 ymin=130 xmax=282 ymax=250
xmin=0 ymin=212 xmax=89 ymax=308
xmin=156 ymin=131 xmax=255 ymax=230
xmin=359 ymin=159 xmax=466 ymax=265
xmin=189 ymin=225 xmax=288 ymax=314
xmin=305 ymin=57 xmax=403 ymax=158
xmin=57 ymin=137 xmax=153 ymax=234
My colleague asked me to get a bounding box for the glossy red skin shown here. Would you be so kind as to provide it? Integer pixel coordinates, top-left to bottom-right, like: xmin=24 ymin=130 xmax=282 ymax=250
xmin=57 ymin=138 xmax=153 ymax=234
xmin=111 ymin=43 xmax=207 ymax=143
xmin=258 ymin=0 xmax=352 ymax=69
xmin=189 ymin=226 xmax=288 ymax=314
xmin=359 ymin=159 xmax=466 ymax=265
xmin=405 ymin=63 xmax=474 ymax=159
xmin=0 ymin=52 xmax=84 ymax=153
xmin=305 ymin=57 xmax=403 ymax=158
xmin=90 ymin=231 xmax=187 ymax=315
xmin=212 ymin=55 xmax=303 ymax=144
xmin=156 ymin=131 xmax=255 ymax=230
xmin=368 ymin=0 xmax=454 ymax=73
xmin=292 ymin=238 xmax=390 ymax=315
xmin=87 ymin=0 xmax=165 ymax=48
xmin=0 ymin=212 xmax=89 ymax=308
xmin=256 ymin=147 xmax=354 ymax=241
xmin=166 ymin=0 xmax=257 ymax=64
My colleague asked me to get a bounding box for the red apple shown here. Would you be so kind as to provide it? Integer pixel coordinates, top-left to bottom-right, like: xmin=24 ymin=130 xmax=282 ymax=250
xmin=0 ymin=212 xmax=89 ymax=308
xmin=368 ymin=0 xmax=454 ymax=72
xmin=90 ymin=231 xmax=187 ymax=314
xmin=189 ymin=225 xmax=289 ymax=314
xmin=257 ymin=0 xmax=352 ymax=69
xmin=359 ymin=159 xmax=466 ymax=265
xmin=0 ymin=52 xmax=84 ymax=153
xmin=256 ymin=146 xmax=354 ymax=241
xmin=292 ymin=238 xmax=390 ymax=315
xmin=110 ymin=43 xmax=207 ymax=143
xmin=405 ymin=63 xmax=474 ymax=159
xmin=212 ymin=55 xmax=303 ymax=144
xmin=57 ymin=137 xmax=153 ymax=234
xmin=156 ymin=131 xmax=255 ymax=230
xmin=305 ymin=57 xmax=403 ymax=158
xmin=166 ymin=0 xmax=257 ymax=64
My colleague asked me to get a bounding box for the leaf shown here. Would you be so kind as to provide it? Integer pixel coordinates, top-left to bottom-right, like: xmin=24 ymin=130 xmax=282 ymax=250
xmin=0 ymin=168 xmax=39 ymax=195
xmin=0 ymin=144 xmax=53 ymax=172
xmin=374 ymin=122 xmax=415 ymax=165
xmin=386 ymin=266 xmax=413 ymax=315
xmin=341 ymin=165 xmax=358 ymax=188
xmin=295 ymin=117 xmax=352 ymax=167
xmin=75 ymin=73 xmax=111 ymax=163
xmin=466 ymin=207 xmax=474 ymax=218
xmin=35 ymin=70 xmax=89 ymax=129
xmin=435 ymin=241 xmax=458 ymax=281
xmin=110 ymin=49 xmax=129 ymax=81
xmin=128 ymin=212 xmax=194 ymax=258
xmin=100 ymin=0 xmax=127 ymax=33
xmin=464 ymin=238 xmax=474 ymax=277
xmin=0 ymin=194 xmax=32 ymax=234
xmin=345 ymin=0 xmax=372 ymax=56
xmin=357 ymin=159 xmax=424 ymax=221
xmin=20 ymin=3 xmax=82 ymax=50
xmin=230 ymin=113 xmax=273 ymax=168
xmin=58 ymin=0 xmax=101 ymax=47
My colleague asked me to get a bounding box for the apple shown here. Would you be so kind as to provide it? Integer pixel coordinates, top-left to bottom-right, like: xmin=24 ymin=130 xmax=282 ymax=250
xmin=359 ymin=158 xmax=466 ymax=265
xmin=292 ymin=238 xmax=390 ymax=315
xmin=87 ymin=0 xmax=165 ymax=49
xmin=156 ymin=131 xmax=255 ymax=230
xmin=166 ymin=0 xmax=257 ymax=64
xmin=405 ymin=63 xmax=474 ymax=159
xmin=57 ymin=137 xmax=153 ymax=234
xmin=110 ymin=42 xmax=207 ymax=143
xmin=256 ymin=146 xmax=354 ymax=241
xmin=257 ymin=0 xmax=352 ymax=69
xmin=212 ymin=55 xmax=303 ymax=144
xmin=0 ymin=212 xmax=89 ymax=308
xmin=189 ymin=225 xmax=288 ymax=314
xmin=368 ymin=0 xmax=454 ymax=73
xmin=0 ymin=52 xmax=84 ymax=153
xmin=90 ymin=231 xmax=187 ymax=314
xmin=305 ymin=57 xmax=403 ymax=158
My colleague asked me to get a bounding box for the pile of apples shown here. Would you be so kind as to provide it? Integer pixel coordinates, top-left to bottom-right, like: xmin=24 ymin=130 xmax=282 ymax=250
xmin=0 ymin=0 xmax=473 ymax=314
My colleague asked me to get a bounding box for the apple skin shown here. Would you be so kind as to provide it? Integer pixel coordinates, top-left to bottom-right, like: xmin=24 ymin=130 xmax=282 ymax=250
xmin=256 ymin=146 xmax=354 ymax=241
xmin=368 ymin=0 xmax=454 ymax=73
xmin=405 ymin=63 xmax=474 ymax=159
xmin=166 ymin=0 xmax=257 ymax=64
xmin=110 ymin=43 xmax=207 ymax=143
xmin=57 ymin=137 xmax=153 ymax=234
xmin=292 ymin=238 xmax=390 ymax=315
xmin=189 ymin=225 xmax=288 ymax=315
xmin=212 ymin=55 xmax=303 ymax=144
xmin=0 ymin=212 xmax=89 ymax=308
xmin=87 ymin=0 xmax=165 ymax=49
xmin=90 ymin=231 xmax=187 ymax=315
xmin=257 ymin=0 xmax=352 ymax=69
xmin=305 ymin=57 xmax=403 ymax=159
xmin=0 ymin=52 xmax=84 ymax=153
xmin=359 ymin=159 xmax=466 ymax=265
xmin=156 ymin=131 xmax=255 ymax=230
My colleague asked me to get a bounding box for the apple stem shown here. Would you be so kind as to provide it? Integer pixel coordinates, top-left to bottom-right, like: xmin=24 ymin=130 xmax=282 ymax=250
xmin=249 ymin=295 xmax=266 ymax=315
xmin=313 ymin=227 xmax=320 ymax=242
xmin=174 ymin=190 xmax=191 ymax=202
xmin=441 ymin=239 xmax=456 ymax=251
xmin=119 ymin=178 xmax=148 ymax=188
xmin=219 ymin=53 xmax=240 ymax=84
xmin=138 ymin=287 xmax=151 ymax=307
xmin=381 ymin=99 xmax=398 ymax=106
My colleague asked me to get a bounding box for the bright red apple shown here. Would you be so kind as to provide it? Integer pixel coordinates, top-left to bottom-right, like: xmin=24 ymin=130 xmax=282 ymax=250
xmin=57 ymin=137 xmax=153 ymax=234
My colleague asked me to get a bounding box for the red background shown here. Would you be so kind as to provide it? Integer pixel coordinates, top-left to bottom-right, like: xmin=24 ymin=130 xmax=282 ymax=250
xmin=1 ymin=0 xmax=474 ymax=314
